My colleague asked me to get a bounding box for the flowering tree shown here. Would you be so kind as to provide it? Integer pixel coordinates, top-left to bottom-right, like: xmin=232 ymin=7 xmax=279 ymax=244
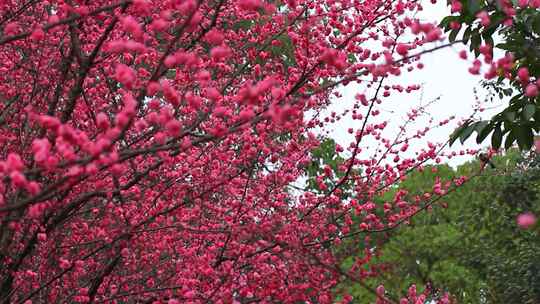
xmin=0 ymin=0 xmax=467 ymax=303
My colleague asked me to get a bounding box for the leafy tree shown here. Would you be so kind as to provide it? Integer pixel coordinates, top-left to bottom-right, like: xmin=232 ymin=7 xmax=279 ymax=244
xmin=441 ymin=0 xmax=540 ymax=150
xmin=333 ymin=148 xmax=540 ymax=303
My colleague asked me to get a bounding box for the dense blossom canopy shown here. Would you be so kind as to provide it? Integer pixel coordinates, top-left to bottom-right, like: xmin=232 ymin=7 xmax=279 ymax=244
xmin=0 ymin=0 xmax=483 ymax=303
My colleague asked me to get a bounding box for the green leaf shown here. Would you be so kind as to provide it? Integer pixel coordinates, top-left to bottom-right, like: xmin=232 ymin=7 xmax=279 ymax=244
xmin=460 ymin=124 xmax=476 ymax=144
xmin=522 ymin=104 xmax=536 ymax=121
xmin=450 ymin=122 xmax=470 ymax=146
xmin=505 ymin=130 xmax=515 ymax=150
xmin=463 ymin=27 xmax=472 ymax=44
xmin=165 ymin=69 xmax=176 ymax=79
xmin=509 ymin=94 xmax=523 ymax=105
xmin=515 ymin=125 xmax=534 ymax=150
xmin=483 ymin=34 xmax=494 ymax=48
xmin=504 ymin=111 xmax=516 ymax=122
xmin=449 ymin=29 xmax=459 ymax=43
xmin=475 ymin=121 xmax=492 ymax=144
xmin=467 ymin=0 xmax=482 ymax=14
xmin=470 ymin=32 xmax=482 ymax=55
xmin=439 ymin=16 xmax=459 ymax=30
xmin=233 ymin=19 xmax=254 ymax=30
xmin=269 ymin=33 xmax=297 ymax=68
xmin=496 ymin=43 xmax=519 ymax=52
xmin=533 ymin=14 xmax=540 ymax=35
xmin=492 ymin=126 xmax=503 ymax=149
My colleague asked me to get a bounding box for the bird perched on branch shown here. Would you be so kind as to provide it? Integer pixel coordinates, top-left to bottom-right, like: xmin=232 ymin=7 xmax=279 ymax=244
xmin=479 ymin=152 xmax=496 ymax=169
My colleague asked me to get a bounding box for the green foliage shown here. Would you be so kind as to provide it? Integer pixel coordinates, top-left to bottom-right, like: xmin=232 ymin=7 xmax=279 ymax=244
xmin=305 ymin=139 xmax=539 ymax=302
xmin=441 ymin=1 xmax=540 ymax=150
xmin=306 ymin=138 xmax=352 ymax=193
xmin=269 ymin=33 xmax=297 ymax=68
xmin=334 ymin=149 xmax=539 ymax=303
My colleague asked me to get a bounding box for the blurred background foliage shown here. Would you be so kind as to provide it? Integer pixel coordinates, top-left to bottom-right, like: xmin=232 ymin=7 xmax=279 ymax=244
xmin=306 ymin=138 xmax=540 ymax=303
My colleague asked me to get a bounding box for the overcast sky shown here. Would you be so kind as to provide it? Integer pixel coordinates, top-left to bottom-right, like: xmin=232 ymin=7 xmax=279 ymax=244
xmin=319 ymin=0 xmax=505 ymax=168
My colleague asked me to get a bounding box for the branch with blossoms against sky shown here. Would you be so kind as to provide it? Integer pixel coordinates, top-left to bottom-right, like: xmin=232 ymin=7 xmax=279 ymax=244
xmin=0 ymin=0 xmax=478 ymax=303
xmin=300 ymin=95 xmax=484 ymax=302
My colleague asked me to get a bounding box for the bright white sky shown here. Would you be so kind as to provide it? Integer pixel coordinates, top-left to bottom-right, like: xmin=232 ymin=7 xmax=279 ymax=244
xmin=320 ymin=0 xmax=506 ymax=168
